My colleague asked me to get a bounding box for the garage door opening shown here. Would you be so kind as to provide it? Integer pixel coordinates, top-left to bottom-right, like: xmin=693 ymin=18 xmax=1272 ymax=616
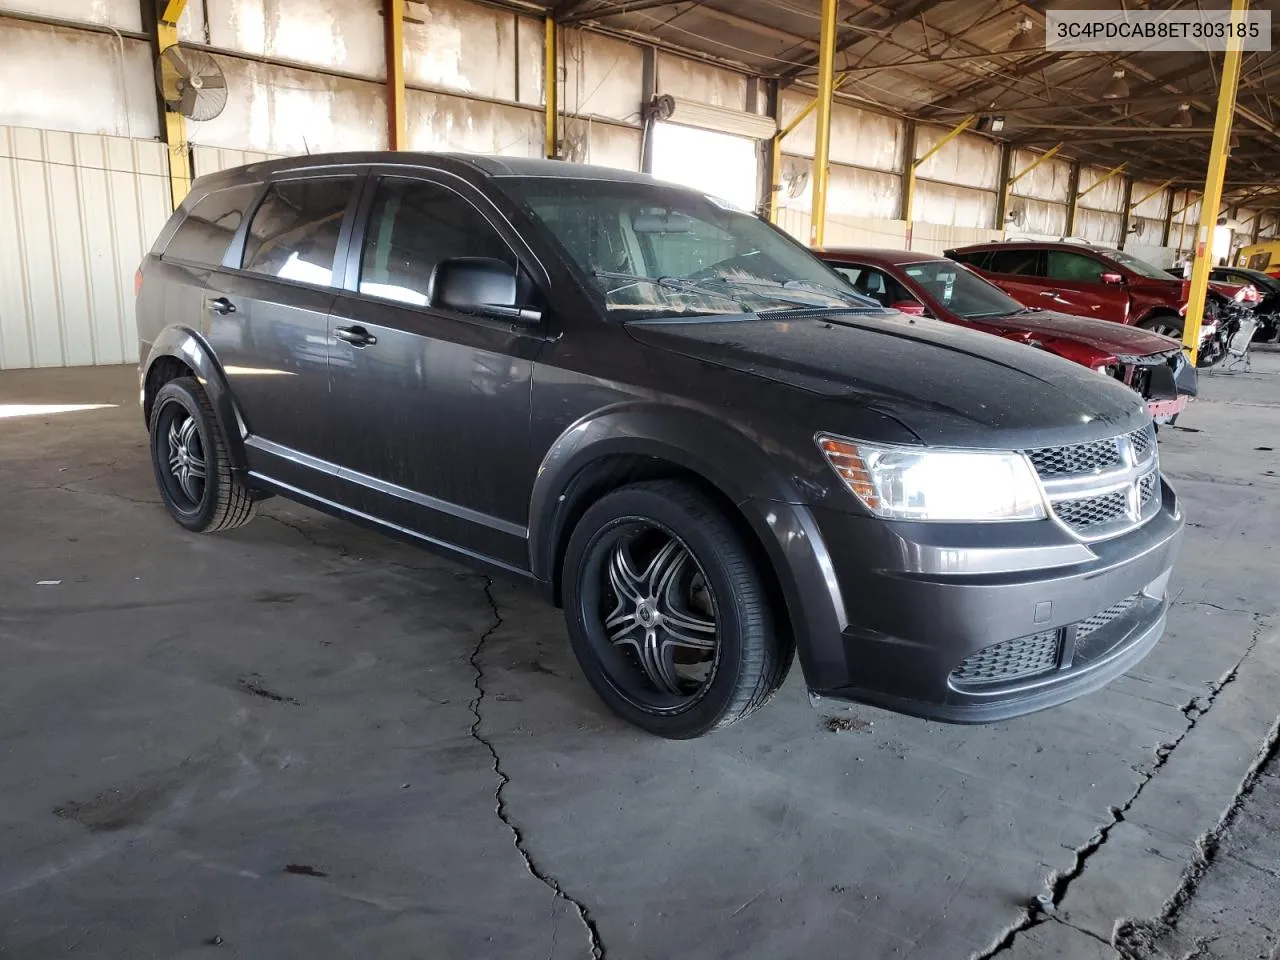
xmin=650 ymin=122 xmax=759 ymax=213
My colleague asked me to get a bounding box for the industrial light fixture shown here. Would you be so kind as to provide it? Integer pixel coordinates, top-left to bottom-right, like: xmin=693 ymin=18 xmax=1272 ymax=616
xmin=1170 ymin=102 xmax=1194 ymax=128
xmin=1005 ymin=17 xmax=1036 ymax=53
xmin=975 ymin=114 xmax=1006 ymax=133
xmin=1102 ymin=69 xmax=1129 ymax=100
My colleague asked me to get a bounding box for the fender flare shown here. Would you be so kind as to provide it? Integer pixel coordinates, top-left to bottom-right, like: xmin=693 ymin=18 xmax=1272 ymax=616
xmin=527 ymin=403 xmax=804 ymax=585
xmin=142 ymin=325 xmax=250 ymax=472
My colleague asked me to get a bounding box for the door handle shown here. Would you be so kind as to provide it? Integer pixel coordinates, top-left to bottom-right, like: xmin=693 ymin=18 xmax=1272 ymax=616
xmin=207 ymin=296 xmax=236 ymax=315
xmin=334 ymin=325 xmax=377 ymax=347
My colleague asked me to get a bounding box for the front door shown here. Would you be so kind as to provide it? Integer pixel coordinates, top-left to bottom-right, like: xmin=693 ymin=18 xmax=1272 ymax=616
xmin=1041 ymin=249 xmax=1130 ymax=323
xmin=325 ymin=174 xmax=543 ymax=569
xmin=982 ymin=247 xmax=1048 ymax=306
xmin=206 ymin=175 xmax=359 ymax=492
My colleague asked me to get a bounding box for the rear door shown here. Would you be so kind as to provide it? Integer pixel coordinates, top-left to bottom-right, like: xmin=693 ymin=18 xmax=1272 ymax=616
xmin=204 ymin=174 xmax=361 ymax=491
xmin=1041 ymin=249 xmax=1129 ymax=322
xmin=982 ymin=248 xmax=1047 ymax=305
xmin=324 ymin=172 xmax=545 ymax=568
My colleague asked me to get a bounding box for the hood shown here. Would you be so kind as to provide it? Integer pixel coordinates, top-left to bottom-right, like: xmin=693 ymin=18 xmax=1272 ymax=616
xmin=625 ymin=310 xmax=1149 ymax=448
xmin=972 ymin=309 xmax=1181 ymax=360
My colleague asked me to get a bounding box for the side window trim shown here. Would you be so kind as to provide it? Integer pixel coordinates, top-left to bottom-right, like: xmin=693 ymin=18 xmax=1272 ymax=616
xmin=232 ymin=170 xmax=365 ymax=291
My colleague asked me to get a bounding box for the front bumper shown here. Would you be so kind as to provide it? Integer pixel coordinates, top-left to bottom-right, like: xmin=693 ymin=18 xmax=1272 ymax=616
xmin=753 ymin=479 xmax=1183 ymax=724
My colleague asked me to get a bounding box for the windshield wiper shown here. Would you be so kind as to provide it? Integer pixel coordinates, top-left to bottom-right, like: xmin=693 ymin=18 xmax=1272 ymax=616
xmin=592 ymin=271 xmax=744 ymax=307
xmin=704 ymin=275 xmax=870 ymax=309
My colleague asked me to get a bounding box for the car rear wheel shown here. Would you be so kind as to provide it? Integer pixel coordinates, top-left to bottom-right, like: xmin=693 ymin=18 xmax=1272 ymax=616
xmin=562 ymin=480 xmax=792 ymax=739
xmin=149 ymin=377 xmax=256 ymax=533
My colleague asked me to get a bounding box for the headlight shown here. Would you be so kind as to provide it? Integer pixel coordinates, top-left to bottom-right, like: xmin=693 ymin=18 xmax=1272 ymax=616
xmin=816 ymin=435 xmax=1047 ymax=522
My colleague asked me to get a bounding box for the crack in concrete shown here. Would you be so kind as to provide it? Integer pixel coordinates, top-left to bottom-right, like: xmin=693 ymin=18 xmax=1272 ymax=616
xmin=1172 ymin=600 xmax=1255 ymax=616
xmin=1114 ymin=618 xmax=1278 ymax=959
xmin=973 ymin=614 xmax=1270 ymax=960
xmin=467 ymin=578 xmax=605 ymax=960
xmin=262 ymin=514 xmax=354 ymax=560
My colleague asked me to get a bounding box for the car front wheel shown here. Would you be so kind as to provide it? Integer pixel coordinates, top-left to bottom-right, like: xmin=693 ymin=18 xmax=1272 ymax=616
xmin=562 ymin=480 xmax=792 ymax=739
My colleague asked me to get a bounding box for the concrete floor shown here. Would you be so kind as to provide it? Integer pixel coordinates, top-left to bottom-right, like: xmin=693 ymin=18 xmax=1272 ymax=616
xmin=1 ymin=354 xmax=1277 ymax=960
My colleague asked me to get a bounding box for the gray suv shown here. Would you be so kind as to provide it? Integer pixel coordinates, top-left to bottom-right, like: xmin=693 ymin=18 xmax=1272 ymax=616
xmin=135 ymin=153 xmax=1184 ymax=738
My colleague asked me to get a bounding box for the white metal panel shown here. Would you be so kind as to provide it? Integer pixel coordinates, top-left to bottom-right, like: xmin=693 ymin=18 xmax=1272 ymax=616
xmin=1126 ymin=216 xmax=1165 ymax=247
xmin=1124 ymin=244 xmax=1175 ymax=268
xmin=1010 ymin=149 xmax=1072 ymax=203
xmin=203 ymin=0 xmax=384 ymax=80
xmin=1008 ymin=197 xmax=1067 ymax=238
xmin=915 ymin=180 xmax=996 ymax=229
xmin=582 ymin=122 xmax=640 ymax=171
xmin=914 ymin=128 xmax=1000 ymax=191
xmin=657 ymin=53 xmax=746 ymax=111
xmin=515 ymin=14 xmax=543 ymax=107
xmin=778 ymin=90 xmax=902 ymax=172
xmin=1078 ymin=164 xmax=1125 ymax=213
xmin=778 ymin=155 xmax=901 ymax=225
xmin=0 ymin=19 xmax=158 ymax=139
xmin=405 ymin=0 xmax=518 ymax=100
xmin=1131 ymin=180 xmax=1170 ymax=220
xmin=407 ymin=89 xmax=540 ymax=156
xmin=0 ymin=0 xmax=141 ymax=31
xmin=1073 ymin=208 xmax=1123 ymax=245
xmin=561 ymin=29 xmax=643 ymax=123
xmin=0 ymin=126 xmax=170 ymax=370
xmin=189 ymin=55 xmax=387 ymax=155
xmin=665 ymin=100 xmax=774 ymax=140
xmin=192 ymin=145 xmax=285 ymax=179
xmin=910 ymin=223 xmax=1004 ymax=256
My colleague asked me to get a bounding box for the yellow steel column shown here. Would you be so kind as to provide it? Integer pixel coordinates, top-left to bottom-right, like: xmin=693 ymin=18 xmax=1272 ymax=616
xmin=1183 ymin=0 xmax=1248 ymax=364
xmin=768 ymin=74 xmax=847 ymax=225
xmin=385 ymin=0 xmax=407 ymax=150
xmin=1068 ymin=161 xmax=1126 ymax=235
xmin=157 ymin=0 xmax=191 ymax=209
xmin=904 ymin=115 xmax=975 ymax=249
xmin=809 ymin=0 xmax=838 ymax=248
xmin=544 ymin=18 xmax=559 ymax=159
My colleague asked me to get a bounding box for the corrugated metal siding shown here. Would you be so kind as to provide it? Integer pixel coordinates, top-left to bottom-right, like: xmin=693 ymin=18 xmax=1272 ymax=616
xmin=0 ymin=126 xmax=170 ymax=370
xmin=910 ymin=223 xmax=1004 ymax=256
xmin=192 ymin=144 xmax=287 ymax=179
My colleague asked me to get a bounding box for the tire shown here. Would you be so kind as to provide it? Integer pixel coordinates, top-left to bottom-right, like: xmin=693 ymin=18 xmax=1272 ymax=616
xmin=148 ymin=376 xmax=256 ymax=533
xmin=562 ymin=479 xmax=792 ymax=739
xmin=1138 ymin=313 xmax=1184 ymax=340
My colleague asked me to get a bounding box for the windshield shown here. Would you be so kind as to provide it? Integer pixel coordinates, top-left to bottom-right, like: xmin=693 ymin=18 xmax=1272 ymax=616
xmin=500 ymin=177 xmax=878 ymax=319
xmin=900 ymin=259 xmax=1022 ymax=319
xmin=1106 ymin=248 xmax=1172 ymax=280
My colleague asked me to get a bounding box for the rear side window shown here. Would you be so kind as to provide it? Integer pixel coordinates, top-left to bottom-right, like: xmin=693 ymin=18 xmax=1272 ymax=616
xmin=987 ymin=249 xmax=1041 ymax=276
xmin=359 ymin=178 xmax=514 ymax=306
xmin=242 ymin=177 xmax=355 ymax=286
xmin=1046 ymin=250 xmax=1106 ymax=282
xmin=163 ymin=184 xmax=259 ymax=265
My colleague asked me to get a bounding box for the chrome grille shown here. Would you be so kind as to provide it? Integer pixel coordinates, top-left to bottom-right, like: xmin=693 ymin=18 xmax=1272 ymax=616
xmin=1129 ymin=425 xmax=1155 ymax=460
xmin=1027 ymin=438 xmax=1122 ymax=477
xmin=1139 ymin=471 xmax=1158 ymax=508
xmin=1054 ymin=490 xmax=1128 ymax=528
xmin=1075 ymin=593 xmax=1142 ymax=642
xmin=1025 ymin=425 xmax=1161 ymax=541
xmin=951 ymin=630 xmax=1060 ymax=688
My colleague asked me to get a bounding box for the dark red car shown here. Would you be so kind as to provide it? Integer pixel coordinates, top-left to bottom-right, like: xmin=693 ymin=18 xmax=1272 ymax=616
xmin=820 ymin=248 xmax=1196 ymax=424
xmin=944 ymin=240 xmax=1242 ymax=345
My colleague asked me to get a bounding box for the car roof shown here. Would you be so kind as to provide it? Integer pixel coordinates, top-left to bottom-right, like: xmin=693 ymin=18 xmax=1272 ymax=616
xmin=819 ymin=247 xmax=946 ymax=266
xmin=190 ymin=151 xmax=667 ymax=192
xmin=950 ymin=240 xmax=1118 ymax=255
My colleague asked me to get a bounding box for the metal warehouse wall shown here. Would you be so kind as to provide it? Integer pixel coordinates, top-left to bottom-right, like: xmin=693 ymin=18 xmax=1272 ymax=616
xmin=0 ymin=126 xmax=170 ymax=369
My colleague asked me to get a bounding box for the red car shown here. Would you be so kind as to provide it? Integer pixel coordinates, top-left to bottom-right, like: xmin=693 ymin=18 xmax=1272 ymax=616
xmin=819 ymin=248 xmax=1196 ymax=424
xmin=944 ymin=240 xmax=1243 ymax=344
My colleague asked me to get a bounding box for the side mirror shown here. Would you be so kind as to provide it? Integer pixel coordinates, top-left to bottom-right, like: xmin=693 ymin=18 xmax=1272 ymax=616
xmin=890 ymin=300 xmax=927 ymax=316
xmin=1101 ymin=272 xmax=1125 ymax=286
xmin=431 ymin=257 xmax=541 ymax=324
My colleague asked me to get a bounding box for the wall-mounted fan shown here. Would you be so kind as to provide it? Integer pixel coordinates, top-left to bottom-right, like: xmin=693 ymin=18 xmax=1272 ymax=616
xmin=781 ymin=162 xmax=810 ymax=199
xmin=156 ymin=45 xmax=228 ymax=122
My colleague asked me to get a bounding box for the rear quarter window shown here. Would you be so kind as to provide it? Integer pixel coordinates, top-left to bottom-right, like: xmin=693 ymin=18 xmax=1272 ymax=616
xmin=162 ymin=184 xmax=260 ymax=266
